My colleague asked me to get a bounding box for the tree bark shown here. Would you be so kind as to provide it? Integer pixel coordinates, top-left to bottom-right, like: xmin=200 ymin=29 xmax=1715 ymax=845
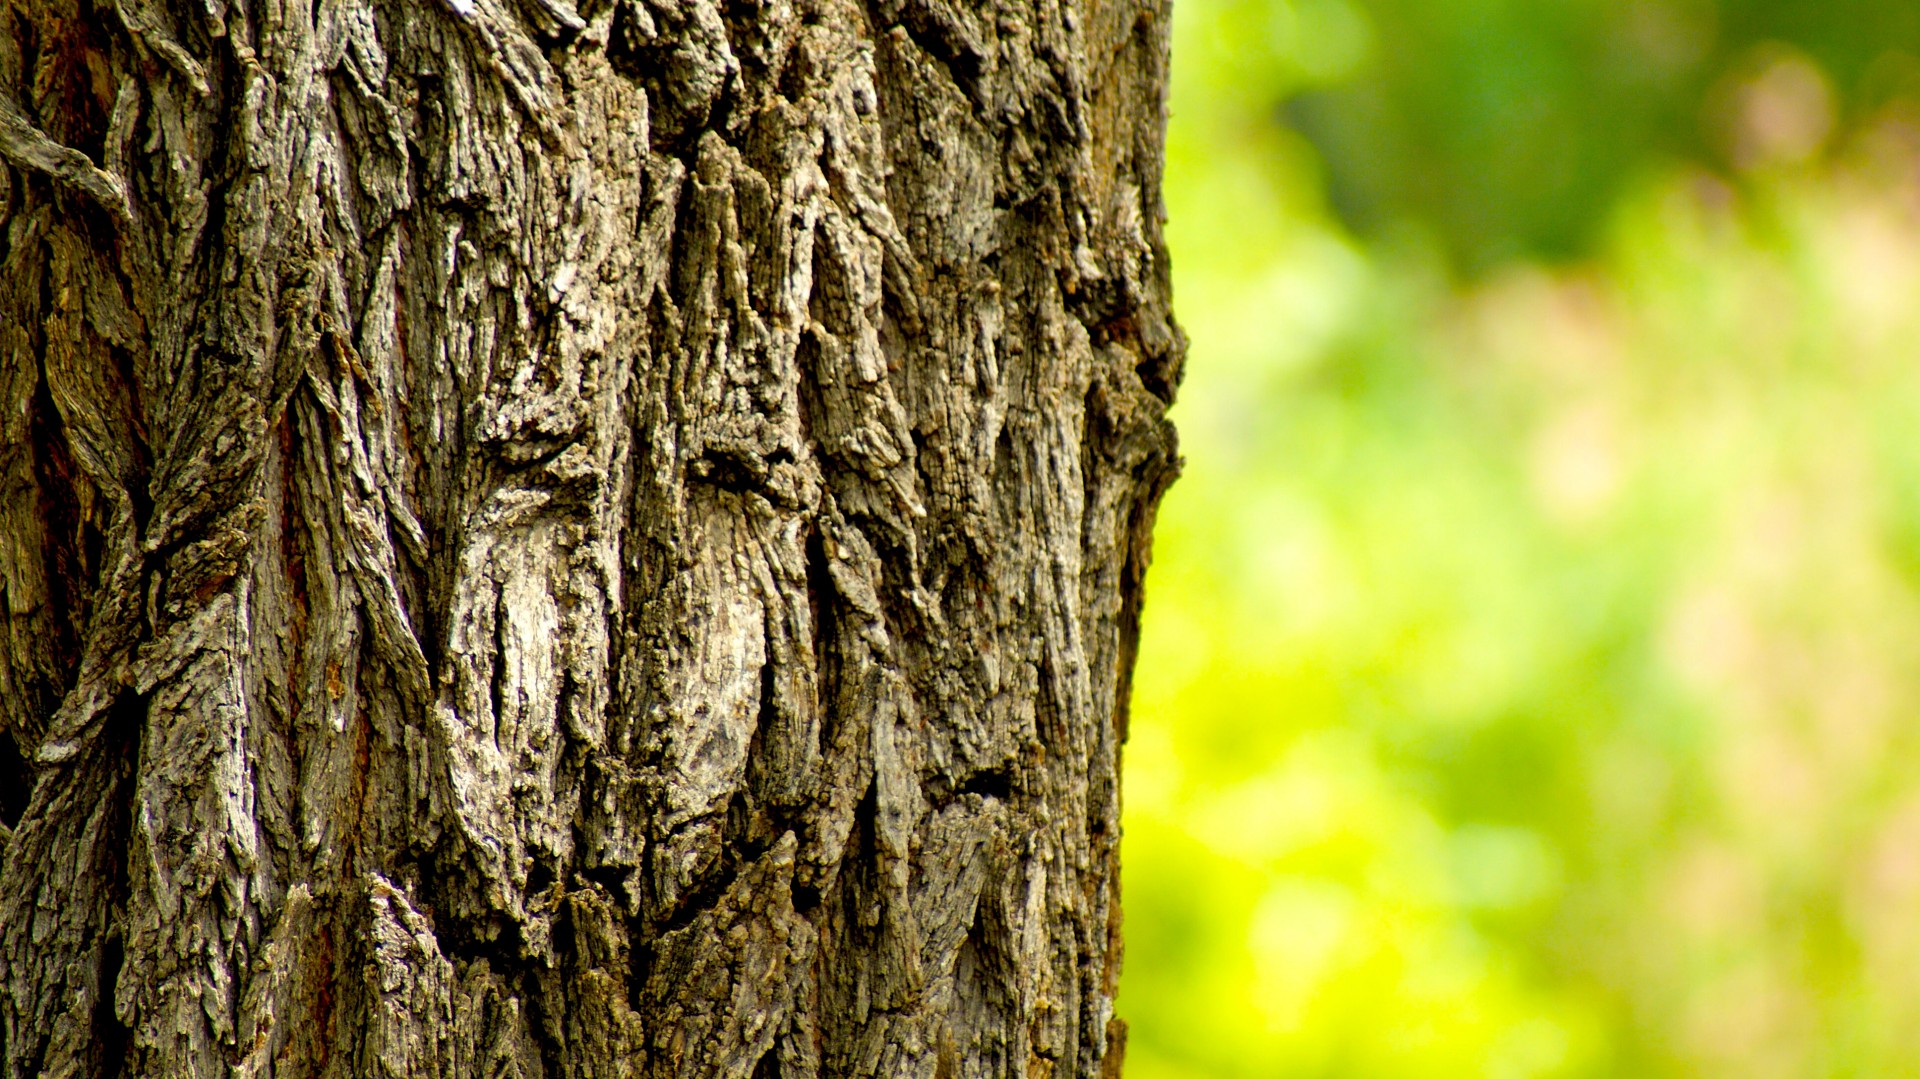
xmin=0 ymin=0 xmax=1178 ymax=1074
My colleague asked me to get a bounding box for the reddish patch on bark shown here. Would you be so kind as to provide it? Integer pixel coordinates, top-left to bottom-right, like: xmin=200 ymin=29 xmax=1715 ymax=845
xmin=26 ymin=6 xmax=116 ymax=159
xmin=1089 ymin=311 xmax=1137 ymax=351
xmin=311 ymin=923 xmax=337 ymax=1074
xmin=190 ymin=568 xmax=238 ymax=605
xmin=346 ymin=692 xmax=375 ymax=872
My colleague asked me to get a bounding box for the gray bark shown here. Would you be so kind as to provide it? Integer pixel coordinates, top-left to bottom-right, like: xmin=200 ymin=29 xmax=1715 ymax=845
xmin=0 ymin=0 xmax=1179 ymax=1074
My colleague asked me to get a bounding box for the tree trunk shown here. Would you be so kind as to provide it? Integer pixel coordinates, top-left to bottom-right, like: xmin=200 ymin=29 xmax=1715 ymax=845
xmin=0 ymin=0 xmax=1178 ymax=1074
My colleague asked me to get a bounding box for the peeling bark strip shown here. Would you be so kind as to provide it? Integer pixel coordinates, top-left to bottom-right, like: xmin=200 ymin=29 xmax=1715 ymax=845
xmin=0 ymin=0 xmax=1179 ymax=1073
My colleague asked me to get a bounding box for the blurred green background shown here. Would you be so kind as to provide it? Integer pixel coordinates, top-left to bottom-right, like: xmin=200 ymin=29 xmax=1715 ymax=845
xmin=1118 ymin=1 xmax=1920 ymax=1075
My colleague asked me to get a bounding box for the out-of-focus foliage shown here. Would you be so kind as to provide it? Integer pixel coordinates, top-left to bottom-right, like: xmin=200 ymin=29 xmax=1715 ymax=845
xmin=1120 ymin=1 xmax=1920 ymax=1076
xmin=1278 ymin=0 xmax=1920 ymax=269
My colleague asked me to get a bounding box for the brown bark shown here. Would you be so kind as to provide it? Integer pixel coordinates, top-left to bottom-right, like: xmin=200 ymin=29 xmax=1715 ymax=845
xmin=0 ymin=0 xmax=1179 ymax=1074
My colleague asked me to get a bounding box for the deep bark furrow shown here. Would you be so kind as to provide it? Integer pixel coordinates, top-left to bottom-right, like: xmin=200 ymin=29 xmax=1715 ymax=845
xmin=0 ymin=0 xmax=1178 ymax=1075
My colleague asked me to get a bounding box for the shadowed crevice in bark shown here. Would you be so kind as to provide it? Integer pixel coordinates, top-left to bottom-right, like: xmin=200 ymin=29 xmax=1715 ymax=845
xmin=0 ymin=732 xmax=24 ymax=830
xmin=93 ymin=935 xmax=128 ymax=1079
xmin=867 ymin=0 xmax=990 ymax=111
xmin=26 ymin=361 xmax=86 ymax=691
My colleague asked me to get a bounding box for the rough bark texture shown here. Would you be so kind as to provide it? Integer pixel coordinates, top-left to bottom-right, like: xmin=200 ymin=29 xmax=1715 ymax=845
xmin=0 ymin=0 xmax=1179 ymax=1074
